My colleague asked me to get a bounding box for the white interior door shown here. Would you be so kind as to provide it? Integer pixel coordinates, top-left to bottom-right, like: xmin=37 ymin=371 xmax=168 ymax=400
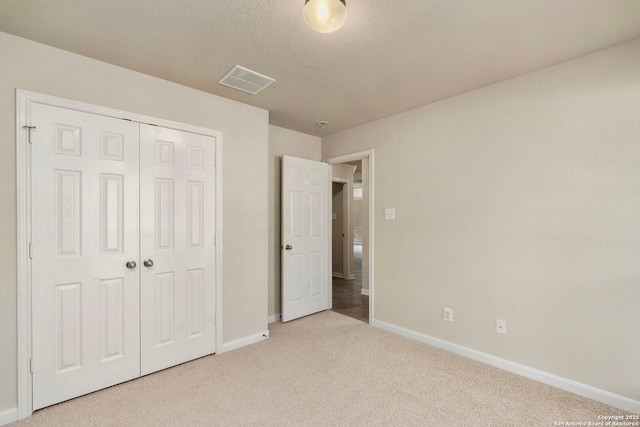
xmin=139 ymin=124 xmax=216 ymax=375
xmin=31 ymin=103 xmax=141 ymax=410
xmin=281 ymin=155 xmax=331 ymax=322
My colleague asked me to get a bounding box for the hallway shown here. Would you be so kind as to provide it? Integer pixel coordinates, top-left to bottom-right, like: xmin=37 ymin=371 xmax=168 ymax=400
xmin=331 ymin=244 xmax=368 ymax=322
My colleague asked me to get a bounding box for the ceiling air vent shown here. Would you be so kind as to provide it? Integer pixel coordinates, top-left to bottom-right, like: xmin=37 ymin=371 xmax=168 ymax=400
xmin=218 ymin=65 xmax=275 ymax=95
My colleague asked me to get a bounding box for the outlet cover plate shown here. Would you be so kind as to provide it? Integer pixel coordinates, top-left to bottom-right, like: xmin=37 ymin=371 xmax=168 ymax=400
xmin=444 ymin=307 xmax=453 ymax=322
xmin=496 ymin=319 xmax=506 ymax=335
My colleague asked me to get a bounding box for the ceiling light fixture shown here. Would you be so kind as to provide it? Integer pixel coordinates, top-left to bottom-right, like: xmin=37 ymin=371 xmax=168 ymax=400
xmin=303 ymin=0 xmax=347 ymax=33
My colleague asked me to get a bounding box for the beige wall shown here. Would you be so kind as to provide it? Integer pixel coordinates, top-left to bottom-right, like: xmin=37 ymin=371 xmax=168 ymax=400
xmin=267 ymin=125 xmax=321 ymax=318
xmin=322 ymin=40 xmax=640 ymax=401
xmin=0 ymin=32 xmax=269 ymax=412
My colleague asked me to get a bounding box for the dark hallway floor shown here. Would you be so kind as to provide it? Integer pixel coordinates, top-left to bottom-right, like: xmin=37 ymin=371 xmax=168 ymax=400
xmin=331 ymin=244 xmax=368 ymax=323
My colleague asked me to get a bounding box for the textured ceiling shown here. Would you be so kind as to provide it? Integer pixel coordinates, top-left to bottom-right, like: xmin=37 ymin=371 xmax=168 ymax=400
xmin=1 ymin=0 xmax=640 ymax=136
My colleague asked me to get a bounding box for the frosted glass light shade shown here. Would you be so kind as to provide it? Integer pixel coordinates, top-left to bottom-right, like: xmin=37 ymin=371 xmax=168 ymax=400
xmin=303 ymin=0 xmax=347 ymax=33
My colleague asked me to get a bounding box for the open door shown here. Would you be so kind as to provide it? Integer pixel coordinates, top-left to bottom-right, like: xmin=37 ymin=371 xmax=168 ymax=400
xmin=281 ymin=155 xmax=331 ymax=322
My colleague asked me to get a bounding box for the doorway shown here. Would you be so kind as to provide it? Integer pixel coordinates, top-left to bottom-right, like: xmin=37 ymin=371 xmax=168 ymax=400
xmin=325 ymin=151 xmax=374 ymax=325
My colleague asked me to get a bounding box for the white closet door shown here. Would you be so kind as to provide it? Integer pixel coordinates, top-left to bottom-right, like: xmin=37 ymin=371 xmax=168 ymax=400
xmin=139 ymin=124 xmax=216 ymax=375
xmin=31 ymin=103 xmax=141 ymax=410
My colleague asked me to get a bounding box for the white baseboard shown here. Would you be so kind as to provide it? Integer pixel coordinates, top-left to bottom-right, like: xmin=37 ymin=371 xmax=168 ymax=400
xmin=361 ymin=288 xmax=370 ymax=296
xmin=221 ymin=330 xmax=269 ymax=353
xmin=333 ymin=273 xmax=356 ymax=280
xmin=0 ymin=408 xmax=18 ymax=426
xmin=268 ymin=313 xmax=281 ymax=323
xmin=373 ymin=319 xmax=640 ymax=415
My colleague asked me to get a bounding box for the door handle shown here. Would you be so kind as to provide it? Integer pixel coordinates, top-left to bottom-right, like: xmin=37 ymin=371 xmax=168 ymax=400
xmin=143 ymin=259 xmax=154 ymax=268
xmin=284 ymin=245 xmax=292 ymax=250
xmin=126 ymin=260 xmax=137 ymax=269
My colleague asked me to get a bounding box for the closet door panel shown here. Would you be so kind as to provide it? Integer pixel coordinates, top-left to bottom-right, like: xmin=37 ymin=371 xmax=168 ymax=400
xmin=31 ymin=103 xmax=140 ymax=410
xmin=139 ymin=124 xmax=217 ymax=375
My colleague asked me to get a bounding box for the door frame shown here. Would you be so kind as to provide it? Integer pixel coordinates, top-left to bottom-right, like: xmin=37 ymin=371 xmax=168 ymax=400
xmin=323 ymin=150 xmax=374 ymax=325
xmin=16 ymin=89 xmax=223 ymax=419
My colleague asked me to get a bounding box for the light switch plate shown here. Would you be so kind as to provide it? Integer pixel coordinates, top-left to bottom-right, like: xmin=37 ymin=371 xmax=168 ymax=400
xmin=384 ymin=208 xmax=396 ymax=220
xmin=332 ymin=213 xmax=337 ymax=220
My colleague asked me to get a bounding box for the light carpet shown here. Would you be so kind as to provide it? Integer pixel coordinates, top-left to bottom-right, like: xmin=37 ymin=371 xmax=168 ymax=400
xmin=13 ymin=311 xmax=629 ymax=426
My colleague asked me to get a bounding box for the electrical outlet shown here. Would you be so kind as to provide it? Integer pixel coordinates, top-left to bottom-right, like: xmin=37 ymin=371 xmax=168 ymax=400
xmin=384 ymin=208 xmax=396 ymax=220
xmin=443 ymin=307 xmax=453 ymax=322
xmin=496 ymin=319 xmax=506 ymax=335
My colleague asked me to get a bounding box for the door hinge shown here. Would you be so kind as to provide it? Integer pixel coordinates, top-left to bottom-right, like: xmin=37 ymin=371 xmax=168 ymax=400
xmin=30 ymin=357 xmax=34 ymax=373
xmin=214 ymin=234 xmax=217 ymax=247
xmin=28 ymin=243 xmax=33 ymax=259
xmin=214 ymin=155 xmax=217 ymax=167
xmin=23 ymin=125 xmax=36 ymax=144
